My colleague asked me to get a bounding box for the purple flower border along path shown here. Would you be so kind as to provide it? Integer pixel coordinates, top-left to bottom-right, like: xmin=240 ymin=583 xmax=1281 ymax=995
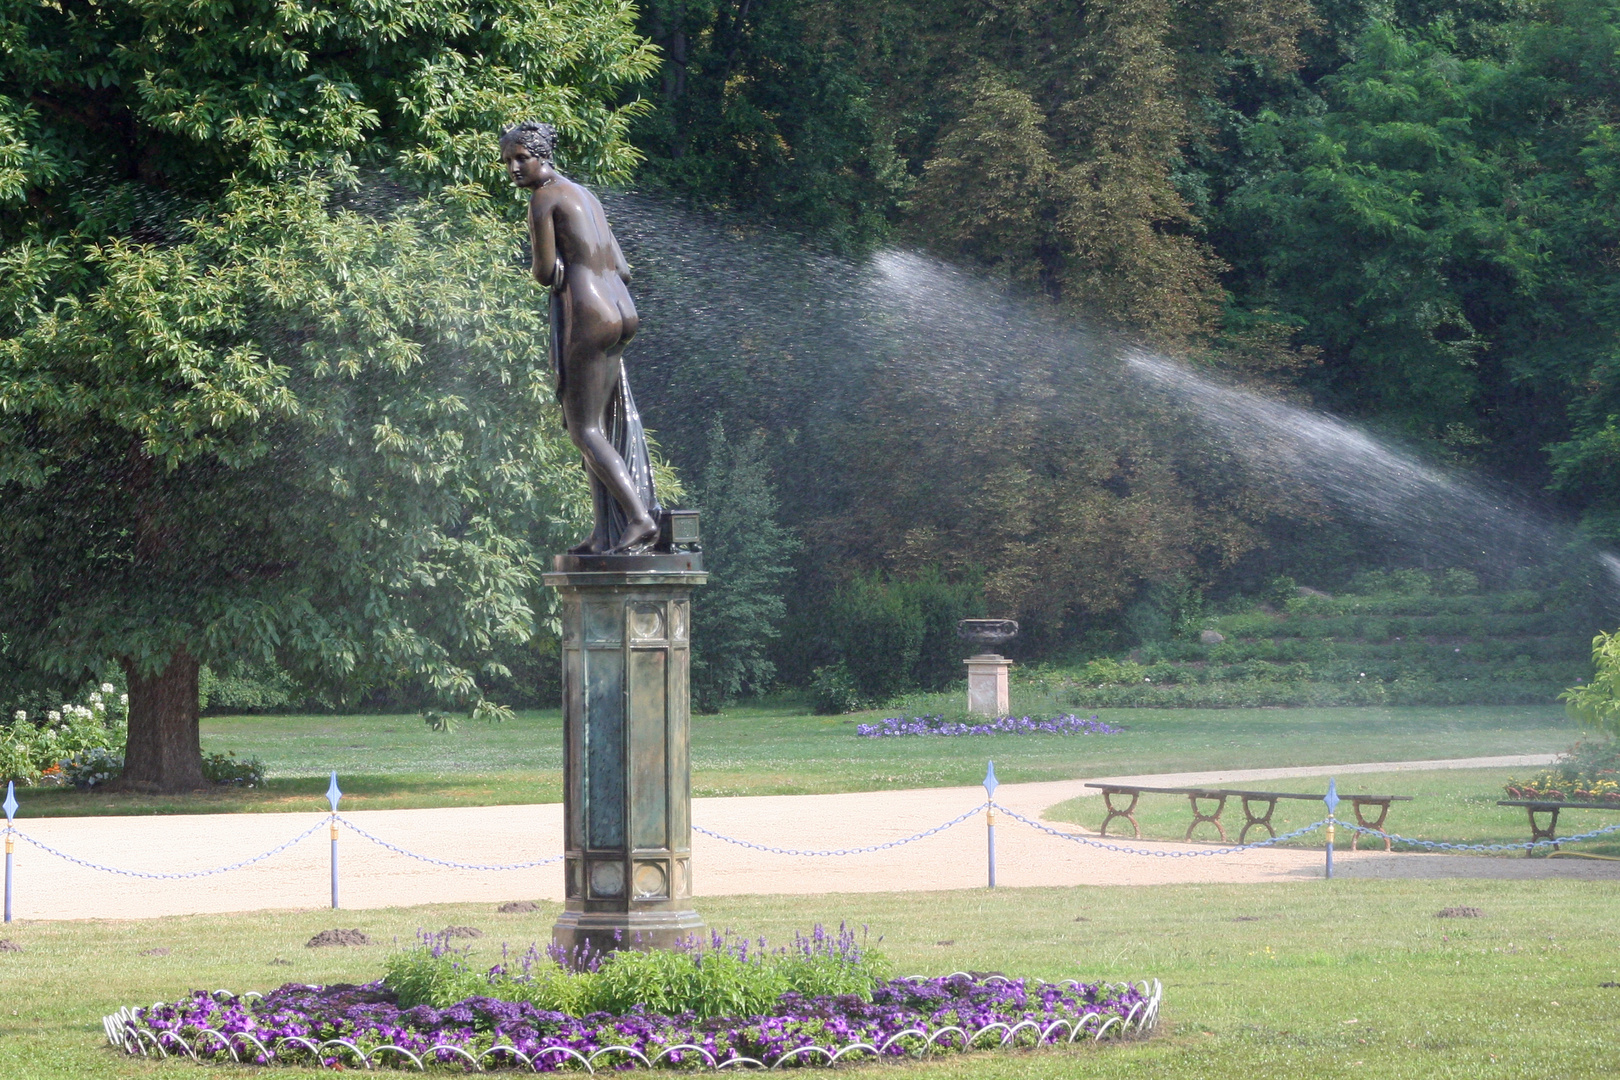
xmin=106 ymin=975 xmax=1161 ymax=1071
xmin=12 ymin=753 xmax=1619 ymax=921
xmin=856 ymin=714 xmax=1124 ymax=737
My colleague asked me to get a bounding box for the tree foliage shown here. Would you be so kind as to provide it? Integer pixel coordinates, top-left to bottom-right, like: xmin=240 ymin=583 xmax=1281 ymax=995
xmin=631 ymin=0 xmax=903 ymax=248
xmin=0 ymin=0 xmax=655 ymax=787
xmin=1562 ymin=630 xmax=1620 ymax=737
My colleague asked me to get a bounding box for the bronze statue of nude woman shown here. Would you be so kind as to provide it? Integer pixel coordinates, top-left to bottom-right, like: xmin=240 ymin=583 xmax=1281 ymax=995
xmin=501 ymin=120 xmax=662 ymax=554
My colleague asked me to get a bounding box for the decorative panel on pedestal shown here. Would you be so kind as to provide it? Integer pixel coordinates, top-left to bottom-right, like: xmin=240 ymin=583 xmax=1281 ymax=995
xmin=545 ymin=553 xmax=705 ymax=961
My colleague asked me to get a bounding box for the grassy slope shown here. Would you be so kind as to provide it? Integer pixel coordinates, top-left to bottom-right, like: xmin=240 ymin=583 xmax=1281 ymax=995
xmin=8 ymin=703 xmax=1577 ymax=818
xmin=2 ymin=880 xmax=1617 ymax=1079
xmin=1044 ymin=767 xmax=1620 ymax=856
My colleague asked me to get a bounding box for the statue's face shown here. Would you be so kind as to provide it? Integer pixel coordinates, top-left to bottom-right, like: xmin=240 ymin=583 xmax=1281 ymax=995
xmin=501 ymin=141 xmax=547 ymax=188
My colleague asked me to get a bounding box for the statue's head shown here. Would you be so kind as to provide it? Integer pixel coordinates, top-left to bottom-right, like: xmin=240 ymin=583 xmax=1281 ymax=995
xmin=500 ymin=121 xmax=559 ymax=189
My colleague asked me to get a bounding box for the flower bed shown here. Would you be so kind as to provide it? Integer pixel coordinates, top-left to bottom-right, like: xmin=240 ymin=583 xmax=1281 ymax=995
xmin=1504 ymin=739 xmax=1620 ymax=803
xmin=1502 ymin=778 xmax=1620 ymax=803
xmin=105 ymin=974 xmax=1160 ymax=1071
xmin=856 ymin=713 xmax=1123 ymax=738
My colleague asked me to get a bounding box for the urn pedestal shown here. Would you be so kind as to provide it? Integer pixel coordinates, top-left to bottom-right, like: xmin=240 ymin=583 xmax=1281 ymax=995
xmin=544 ymin=552 xmax=706 ymax=961
xmin=963 ymin=655 xmax=1012 ymax=716
xmin=957 ymin=619 xmax=1018 ymax=717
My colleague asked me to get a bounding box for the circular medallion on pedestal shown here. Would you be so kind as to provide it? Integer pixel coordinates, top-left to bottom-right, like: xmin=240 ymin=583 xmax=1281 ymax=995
xmin=589 ymin=860 xmax=625 ymax=898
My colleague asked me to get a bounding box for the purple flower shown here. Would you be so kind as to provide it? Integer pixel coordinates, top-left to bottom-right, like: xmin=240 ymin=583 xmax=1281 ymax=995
xmin=856 ymin=713 xmax=1124 ymax=738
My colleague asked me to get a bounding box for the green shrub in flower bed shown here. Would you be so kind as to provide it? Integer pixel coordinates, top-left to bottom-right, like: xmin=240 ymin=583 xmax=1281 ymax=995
xmin=105 ymin=927 xmax=1160 ymax=1070
xmin=388 ymin=926 xmax=887 ymax=1017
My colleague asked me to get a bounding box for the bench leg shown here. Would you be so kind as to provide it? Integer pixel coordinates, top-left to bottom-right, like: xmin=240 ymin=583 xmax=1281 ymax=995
xmin=1238 ymin=797 xmax=1277 ymax=844
xmin=1184 ymin=794 xmax=1228 ymax=842
xmin=1100 ymin=791 xmax=1142 ymax=839
xmin=1352 ymin=799 xmax=1392 ymax=852
xmin=1526 ymin=806 xmax=1560 ymax=857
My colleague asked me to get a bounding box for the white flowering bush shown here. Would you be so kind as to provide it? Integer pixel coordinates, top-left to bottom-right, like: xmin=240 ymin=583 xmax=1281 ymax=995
xmin=0 ymin=685 xmax=128 ymax=786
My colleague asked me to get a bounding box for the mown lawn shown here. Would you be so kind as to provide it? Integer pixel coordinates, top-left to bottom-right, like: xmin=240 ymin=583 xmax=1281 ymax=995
xmin=1 ymin=879 xmax=1615 ymax=1078
xmin=1043 ymin=767 xmax=1620 ymax=857
xmin=8 ymin=702 xmax=1577 ymax=817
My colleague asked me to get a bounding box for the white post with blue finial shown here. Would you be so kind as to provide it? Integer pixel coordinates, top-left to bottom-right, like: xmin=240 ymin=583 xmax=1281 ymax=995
xmin=3 ymin=781 xmax=16 ymax=923
xmin=327 ymin=772 xmax=342 ymax=909
xmin=1324 ymin=777 xmax=1339 ymax=879
xmin=983 ymin=762 xmax=999 ymax=889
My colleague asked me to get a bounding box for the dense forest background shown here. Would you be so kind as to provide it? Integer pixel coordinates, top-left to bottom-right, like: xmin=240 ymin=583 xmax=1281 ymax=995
xmin=611 ymin=0 xmax=1620 ymax=702
xmin=631 ymin=0 xmax=1620 ymax=498
xmin=5 ymin=0 xmax=1620 ymax=723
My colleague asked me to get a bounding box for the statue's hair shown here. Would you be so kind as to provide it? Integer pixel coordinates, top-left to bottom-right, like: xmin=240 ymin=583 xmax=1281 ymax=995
xmin=500 ymin=120 xmax=557 ymax=161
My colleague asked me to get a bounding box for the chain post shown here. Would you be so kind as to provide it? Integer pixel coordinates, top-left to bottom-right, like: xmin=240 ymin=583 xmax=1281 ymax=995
xmin=983 ymin=762 xmax=999 ymax=888
xmin=1324 ymin=778 xmax=1339 ymax=879
xmin=326 ymin=772 xmax=342 ymax=909
xmin=4 ymin=782 xmax=16 ymax=923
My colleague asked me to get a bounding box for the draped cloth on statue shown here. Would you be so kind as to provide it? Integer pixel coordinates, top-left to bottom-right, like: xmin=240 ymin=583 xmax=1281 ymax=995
xmin=551 ymin=283 xmax=661 ymax=551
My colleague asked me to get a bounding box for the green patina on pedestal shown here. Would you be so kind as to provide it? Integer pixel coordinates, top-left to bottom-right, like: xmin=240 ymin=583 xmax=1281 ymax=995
xmin=544 ymin=551 xmax=706 ymax=960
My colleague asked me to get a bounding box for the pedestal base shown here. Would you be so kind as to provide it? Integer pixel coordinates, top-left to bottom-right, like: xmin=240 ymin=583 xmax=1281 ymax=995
xmin=552 ymin=906 xmax=707 ymax=963
xmin=545 ymin=553 xmax=706 ymax=968
xmin=964 ymin=654 xmax=1011 ymax=716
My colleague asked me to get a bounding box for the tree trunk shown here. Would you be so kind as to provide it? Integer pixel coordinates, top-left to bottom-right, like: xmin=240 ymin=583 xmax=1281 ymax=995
xmin=120 ymin=652 xmax=205 ymax=793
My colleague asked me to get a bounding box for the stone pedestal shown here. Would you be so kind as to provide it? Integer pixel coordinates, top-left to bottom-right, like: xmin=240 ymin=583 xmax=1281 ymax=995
xmin=964 ymin=654 xmax=1011 ymax=716
xmin=544 ymin=552 xmax=706 ymax=961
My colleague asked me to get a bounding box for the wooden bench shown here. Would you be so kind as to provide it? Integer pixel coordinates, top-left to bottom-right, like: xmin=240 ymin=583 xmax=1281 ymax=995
xmin=1085 ymin=784 xmax=1411 ymax=849
xmin=1084 ymin=784 xmax=1233 ymax=841
xmin=1497 ymin=800 xmax=1620 ymax=856
xmin=1224 ymin=789 xmax=1412 ymax=850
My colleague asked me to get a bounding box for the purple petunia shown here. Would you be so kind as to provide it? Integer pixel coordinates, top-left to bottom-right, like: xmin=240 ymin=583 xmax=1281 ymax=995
xmin=115 ymin=974 xmax=1155 ymax=1070
xmin=856 ymin=713 xmax=1124 ymax=738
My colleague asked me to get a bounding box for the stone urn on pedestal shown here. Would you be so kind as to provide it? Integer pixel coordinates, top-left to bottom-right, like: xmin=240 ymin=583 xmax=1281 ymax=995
xmin=958 ymin=619 xmax=1019 ymax=716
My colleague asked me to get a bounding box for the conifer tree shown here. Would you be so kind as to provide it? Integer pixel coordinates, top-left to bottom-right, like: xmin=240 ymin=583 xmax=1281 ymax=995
xmin=688 ymin=420 xmax=799 ymax=712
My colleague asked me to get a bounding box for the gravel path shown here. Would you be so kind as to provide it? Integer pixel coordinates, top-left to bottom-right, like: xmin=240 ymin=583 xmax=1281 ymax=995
xmin=7 ymin=752 xmax=1615 ymax=922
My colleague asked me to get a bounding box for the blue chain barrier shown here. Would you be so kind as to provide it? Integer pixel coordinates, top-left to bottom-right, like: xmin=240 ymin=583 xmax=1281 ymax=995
xmin=11 ymin=820 xmax=327 ymax=879
xmin=333 ymin=815 xmax=563 ymax=871
xmin=9 ymin=799 xmax=1615 ymax=885
xmin=990 ymin=803 xmax=1333 ymax=857
xmin=1339 ymin=818 xmax=1620 ymax=853
xmin=693 ymin=803 xmax=990 ymax=856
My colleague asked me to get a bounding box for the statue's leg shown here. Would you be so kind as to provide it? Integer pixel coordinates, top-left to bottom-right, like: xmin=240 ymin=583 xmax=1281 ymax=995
xmin=562 ymin=357 xmax=658 ymax=553
xmin=567 ymin=477 xmax=610 ymax=555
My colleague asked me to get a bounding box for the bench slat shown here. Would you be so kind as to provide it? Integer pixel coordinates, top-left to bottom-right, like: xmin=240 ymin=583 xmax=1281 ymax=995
xmin=1086 ymin=783 xmax=1410 ymax=802
xmin=1223 ymin=790 xmax=1411 ymax=802
xmin=1084 ymin=784 xmax=1227 ymax=797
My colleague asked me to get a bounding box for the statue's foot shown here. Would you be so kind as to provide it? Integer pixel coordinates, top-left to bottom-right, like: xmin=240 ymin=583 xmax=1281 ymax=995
xmin=607 ymin=516 xmax=660 ymax=554
xmin=568 ymin=536 xmax=606 ymax=555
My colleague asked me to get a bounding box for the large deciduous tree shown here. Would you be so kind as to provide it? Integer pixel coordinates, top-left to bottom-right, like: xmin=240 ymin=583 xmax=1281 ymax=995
xmin=1217 ymin=4 xmax=1620 ymax=519
xmin=0 ymin=0 xmax=655 ymax=791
